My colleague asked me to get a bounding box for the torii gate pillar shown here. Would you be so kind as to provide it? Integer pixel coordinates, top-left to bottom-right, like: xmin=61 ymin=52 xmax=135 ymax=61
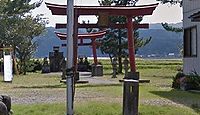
xmin=127 ymin=16 xmax=136 ymax=73
xmin=123 ymin=16 xmax=139 ymax=115
xmin=91 ymin=39 xmax=98 ymax=65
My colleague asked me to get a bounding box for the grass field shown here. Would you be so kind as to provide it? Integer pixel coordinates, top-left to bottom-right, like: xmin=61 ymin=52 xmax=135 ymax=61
xmin=1 ymin=58 xmax=200 ymax=115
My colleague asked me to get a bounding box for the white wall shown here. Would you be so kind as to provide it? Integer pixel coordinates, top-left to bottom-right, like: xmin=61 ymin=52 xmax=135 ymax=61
xmin=183 ymin=0 xmax=200 ymax=74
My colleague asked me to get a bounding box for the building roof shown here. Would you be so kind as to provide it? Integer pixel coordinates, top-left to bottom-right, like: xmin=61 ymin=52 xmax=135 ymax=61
xmin=189 ymin=11 xmax=200 ymax=22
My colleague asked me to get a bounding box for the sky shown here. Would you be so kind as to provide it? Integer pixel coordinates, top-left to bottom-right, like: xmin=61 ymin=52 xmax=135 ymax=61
xmin=31 ymin=0 xmax=183 ymax=27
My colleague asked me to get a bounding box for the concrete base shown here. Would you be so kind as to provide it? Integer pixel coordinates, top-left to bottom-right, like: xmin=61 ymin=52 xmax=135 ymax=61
xmin=91 ymin=65 xmax=103 ymax=76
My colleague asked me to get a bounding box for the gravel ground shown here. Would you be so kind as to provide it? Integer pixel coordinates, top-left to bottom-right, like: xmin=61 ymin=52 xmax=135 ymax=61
xmin=0 ymin=72 xmax=186 ymax=107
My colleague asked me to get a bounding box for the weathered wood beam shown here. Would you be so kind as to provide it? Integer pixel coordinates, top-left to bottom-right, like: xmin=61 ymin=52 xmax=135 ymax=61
xmin=56 ymin=23 xmax=149 ymax=29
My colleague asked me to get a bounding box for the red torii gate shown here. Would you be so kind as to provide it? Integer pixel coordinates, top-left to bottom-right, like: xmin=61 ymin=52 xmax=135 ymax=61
xmin=45 ymin=2 xmax=158 ymax=114
xmin=45 ymin=2 xmax=158 ymax=73
xmin=55 ymin=31 xmax=106 ymax=65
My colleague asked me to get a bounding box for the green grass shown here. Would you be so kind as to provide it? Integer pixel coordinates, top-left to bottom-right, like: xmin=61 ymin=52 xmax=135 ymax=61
xmin=1 ymin=58 xmax=200 ymax=115
xmin=13 ymin=102 xmax=199 ymax=115
xmin=139 ymin=105 xmax=198 ymax=115
xmin=13 ymin=103 xmax=66 ymax=115
xmin=0 ymin=73 xmax=63 ymax=89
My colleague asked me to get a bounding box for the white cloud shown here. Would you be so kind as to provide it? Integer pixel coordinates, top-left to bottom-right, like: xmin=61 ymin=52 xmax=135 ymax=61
xmin=31 ymin=0 xmax=182 ymax=27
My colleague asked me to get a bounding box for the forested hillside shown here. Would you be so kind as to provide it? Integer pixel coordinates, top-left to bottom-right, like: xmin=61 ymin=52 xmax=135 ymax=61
xmin=34 ymin=23 xmax=183 ymax=58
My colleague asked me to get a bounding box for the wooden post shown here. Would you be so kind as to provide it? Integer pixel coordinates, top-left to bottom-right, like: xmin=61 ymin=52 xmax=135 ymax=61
xmin=123 ymin=72 xmax=139 ymax=115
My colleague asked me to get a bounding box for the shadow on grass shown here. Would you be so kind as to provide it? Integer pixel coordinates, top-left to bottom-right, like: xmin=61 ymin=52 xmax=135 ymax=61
xmin=14 ymin=84 xmax=66 ymax=89
xmin=13 ymin=83 xmax=122 ymax=89
xmin=150 ymin=89 xmax=200 ymax=113
xmin=150 ymin=75 xmax=173 ymax=79
xmin=76 ymin=83 xmax=122 ymax=88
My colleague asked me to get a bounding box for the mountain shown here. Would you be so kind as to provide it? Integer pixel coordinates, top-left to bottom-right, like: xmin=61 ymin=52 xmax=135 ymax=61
xmin=138 ymin=29 xmax=182 ymax=57
xmin=149 ymin=22 xmax=182 ymax=29
xmin=33 ymin=23 xmax=183 ymax=58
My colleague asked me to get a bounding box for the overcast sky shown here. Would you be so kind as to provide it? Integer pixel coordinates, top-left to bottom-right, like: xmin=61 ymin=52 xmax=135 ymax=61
xmin=31 ymin=0 xmax=182 ymax=27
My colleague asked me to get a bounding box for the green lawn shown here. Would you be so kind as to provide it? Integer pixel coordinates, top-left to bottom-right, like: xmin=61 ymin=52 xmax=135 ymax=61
xmin=12 ymin=102 xmax=198 ymax=115
xmin=1 ymin=58 xmax=200 ymax=115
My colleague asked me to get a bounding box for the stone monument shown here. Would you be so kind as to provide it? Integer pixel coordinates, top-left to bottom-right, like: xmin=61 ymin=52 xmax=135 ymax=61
xmin=49 ymin=46 xmax=64 ymax=72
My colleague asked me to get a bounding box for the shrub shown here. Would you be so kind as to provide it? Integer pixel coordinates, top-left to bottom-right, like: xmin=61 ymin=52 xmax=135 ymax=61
xmin=172 ymin=72 xmax=185 ymax=89
xmin=172 ymin=71 xmax=200 ymax=90
xmin=25 ymin=60 xmax=42 ymax=72
xmin=33 ymin=60 xmax=42 ymax=71
xmin=185 ymin=72 xmax=200 ymax=90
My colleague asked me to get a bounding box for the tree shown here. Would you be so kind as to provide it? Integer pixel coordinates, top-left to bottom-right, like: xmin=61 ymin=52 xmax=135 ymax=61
xmin=162 ymin=23 xmax=183 ymax=33
xmin=97 ymin=0 xmax=151 ymax=74
xmin=156 ymin=0 xmax=182 ymax=6
xmin=0 ymin=0 xmax=46 ymax=74
xmin=14 ymin=15 xmax=46 ymax=74
xmin=156 ymin=0 xmax=183 ymax=33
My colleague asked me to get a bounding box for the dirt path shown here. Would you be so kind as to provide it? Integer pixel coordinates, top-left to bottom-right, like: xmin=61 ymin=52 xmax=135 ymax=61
xmin=0 ymin=72 xmax=186 ymax=107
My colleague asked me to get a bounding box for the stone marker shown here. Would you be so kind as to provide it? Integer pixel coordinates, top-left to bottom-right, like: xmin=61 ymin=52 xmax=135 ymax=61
xmin=41 ymin=57 xmax=50 ymax=73
xmin=123 ymin=57 xmax=129 ymax=79
xmin=112 ymin=58 xmax=118 ymax=78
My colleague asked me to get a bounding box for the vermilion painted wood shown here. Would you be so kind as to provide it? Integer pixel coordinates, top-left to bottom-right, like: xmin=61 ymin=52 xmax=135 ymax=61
xmin=54 ymin=31 xmax=107 ymax=40
xmin=45 ymin=2 xmax=158 ymax=71
xmin=91 ymin=39 xmax=98 ymax=65
xmin=127 ymin=16 xmax=136 ymax=72
xmin=55 ymin=31 xmax=105 ymax=64
xmin=45 ymin=2 xmax=158 ymax=16
xmin=55 ymin=23 xmax=149 ymax=29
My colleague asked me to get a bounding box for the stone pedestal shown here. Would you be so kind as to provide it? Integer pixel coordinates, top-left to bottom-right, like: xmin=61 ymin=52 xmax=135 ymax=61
xmin=123 ymin=72 xmax=139 ymax=115
xmin=41 ymin=66 xmax=50 ymax=73
xmin=91 ymin=65 xmax=103 ymax=76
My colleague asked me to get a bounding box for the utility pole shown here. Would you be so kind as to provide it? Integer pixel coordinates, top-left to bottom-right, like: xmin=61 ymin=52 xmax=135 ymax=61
xmin=66 ymin=0 xmax=74 ymax=115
